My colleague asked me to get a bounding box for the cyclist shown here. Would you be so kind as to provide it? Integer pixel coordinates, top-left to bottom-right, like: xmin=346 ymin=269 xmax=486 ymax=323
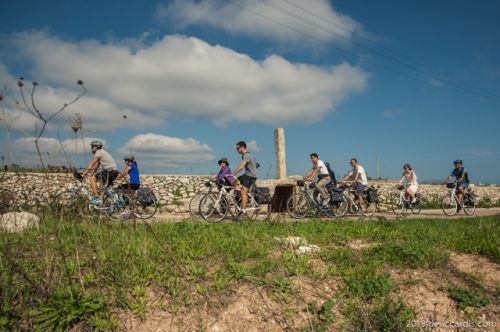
xmin=446 ymin=159 xmax=469 ymax=207
xmin=115 ymin=154 xmax=140 ymax=192
xmin=230 ymin=141 xmax=257 ymax=213
xmin=81 ymin=140 xmax=119 ymax=204
xmin=214 ymin=157 xmax=237 ymax=186
xmin=398 ymin=163 xmax=418 ymax=204
xmin=303 ymin=153 xmax=330 ymax=206
xmin=342 ymin=158 xmax=368 ymax=210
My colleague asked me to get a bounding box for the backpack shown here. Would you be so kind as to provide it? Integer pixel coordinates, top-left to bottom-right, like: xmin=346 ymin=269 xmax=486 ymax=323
xmin=254 ymin=187 xmax=272 ymax=204
xmin=137 ymin=187 xmax=156 ymax=206
xmin=324 ymin=162 xmax=337 ymax=187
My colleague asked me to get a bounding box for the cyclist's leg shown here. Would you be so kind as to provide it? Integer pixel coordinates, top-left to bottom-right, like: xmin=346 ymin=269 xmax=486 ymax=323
xmin=457 ymin=182 xmax=468 ymax=204
xmin=315 ymin=177 xmax=330 ymax=200
xmin=89 ymin=172 xmax=100 ymax=196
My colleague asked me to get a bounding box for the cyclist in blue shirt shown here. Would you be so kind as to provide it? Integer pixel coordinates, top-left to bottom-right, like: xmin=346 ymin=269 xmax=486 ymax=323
xmin=446 ymin=159 xmax=469 ymax=207
xmin=115 ymin=154 xmax=140 ymax=192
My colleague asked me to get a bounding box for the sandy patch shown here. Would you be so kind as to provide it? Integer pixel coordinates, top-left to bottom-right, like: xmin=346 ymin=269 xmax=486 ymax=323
xmin=449 ymin=252 xmax=500 ymax=289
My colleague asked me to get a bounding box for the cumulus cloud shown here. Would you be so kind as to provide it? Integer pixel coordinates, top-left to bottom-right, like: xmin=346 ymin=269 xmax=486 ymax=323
xmin=4 ymin=136 xmax=106 ymax=165
xmin=117 ymin=133 xmax=215 ymax=167
xmin=0 ymin=64 xmax=159 ymax=133
xmin=3 ymin=31 xmax=368 ymax=129
xmin=156 ymin=0 xmax=365 ymax=45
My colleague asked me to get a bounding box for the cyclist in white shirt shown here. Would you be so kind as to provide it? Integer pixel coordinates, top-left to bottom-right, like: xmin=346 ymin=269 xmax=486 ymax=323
xmin=342 ymin=158 xmax=368 ymax=209
xmin=398 ymin=163 xmax=418 ymax=204
xmin=303 ymin=153 xmax=331 ymax=206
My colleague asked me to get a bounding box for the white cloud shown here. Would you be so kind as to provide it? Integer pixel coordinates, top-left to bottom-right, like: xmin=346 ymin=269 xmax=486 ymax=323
xmin=4 ymin=136 xmax=106 ymax=166
xmin=247 ymin=139 xmax=261 ymax=152
xmin=3 ymin=31 xmax=368 ymax=129
xmin=117 ymin=133 xmax=215 ymax=167
xmin=156 ymin=0 xmax=365 ymax=45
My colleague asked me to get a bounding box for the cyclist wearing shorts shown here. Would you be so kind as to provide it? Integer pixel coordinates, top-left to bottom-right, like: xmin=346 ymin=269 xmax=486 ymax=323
xmin=81 ymin=140 xmax=119 ymax=204
xmin=115 ymin=154 xmax=140 ymax=192
xmin=342 ymin=158 xmax=368 ymax=209
xmin=446 ymin=159 xmax=469 ymax=206
xmin=303 ymin=153 xmax=331 ymax=206
xmin=230 ymin=141 xmax=257 ymax=213
xmin=398 ymin=163 xmax=418 ymax=203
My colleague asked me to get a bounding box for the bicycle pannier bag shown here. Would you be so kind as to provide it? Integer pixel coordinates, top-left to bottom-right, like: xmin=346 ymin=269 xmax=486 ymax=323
xmin=329 ymin=187 xmax=344 ymax=203
xmin=254 ymin=187 xmax=272 ymax=204
xmin=366 ymin=188 xmax=378 ymax=203
xmin=138 ymin=187 xmax=156 ymax=206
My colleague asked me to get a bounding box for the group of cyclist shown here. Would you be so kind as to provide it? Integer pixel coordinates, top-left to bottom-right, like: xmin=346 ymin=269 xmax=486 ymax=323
xmin=302 ymin=154 xmax=470 ymax=210
xmin=82 ymin=138 xmax=471 ymax=212
xmin=80 ymin=140 xmax=140 ymax=205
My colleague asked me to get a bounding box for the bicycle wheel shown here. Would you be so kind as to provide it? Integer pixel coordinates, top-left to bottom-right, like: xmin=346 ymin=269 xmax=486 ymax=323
xmin=103 ymin=191 xmax=133 ymax=221
xmin=410 ymin=195 xmax=422 ymax=214
xmin=463 ymin=196 xmax=476 ymax=215
xmin=134 ymin=197 xmax=158 ymax=219
xmin=330 ymin=195 xmax=348 ymax=217
xmin=189 ymin=192 xmax=206 ymax=219
xmin=390 ymin=193 xmax=404 ymax=215
xmin=441 ymin=195 xmax=458 ymax=216
xmin=286 ymin=194 xmax=309 ymax=219
xmin=199 ymin=194 xmax=229 ymax=222
xmin=53 ymin=190 xmax=90 ymax=219
xmin=361 ymin=200 xmax=377 ymax=217
xmin=246 ymin=195 xmax=272 ymax=222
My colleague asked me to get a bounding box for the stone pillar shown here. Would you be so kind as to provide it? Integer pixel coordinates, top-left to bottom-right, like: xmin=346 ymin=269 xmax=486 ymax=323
xmin=274 ymin=128 xmax=287 ymax=180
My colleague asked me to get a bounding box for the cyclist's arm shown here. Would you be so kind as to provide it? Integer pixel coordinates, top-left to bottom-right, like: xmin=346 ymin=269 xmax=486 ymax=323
xmin=82 ymin=156 xmax=100 ymax=176
xmin=231 ymin=160 xmax=247 ymax=176
xmin=446 ymin=174 xmax=453 ymax=182
xmin=458 ymin=172 xmax=466 ymax=182
xmin=342 ymin=170 xmax=354 ymax=182
xmin=352 ymin=171 xmax=360 ymax=182
xmin=304 ymin=168 xmax=318 ymax=180
xmin=398 ymin=175 xmax=404 ymax=185
xmin=115 ymin=166 xmax=131 ymax=182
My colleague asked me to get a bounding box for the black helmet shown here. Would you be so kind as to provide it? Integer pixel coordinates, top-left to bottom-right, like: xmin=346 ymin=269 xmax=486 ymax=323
xmin=124 ymin=154 xmax=135 ymax=162
xmin=453 ymin=159 xmax=463 ymax=165
xmin=90 ymin=140 xmax=103 ymax=148
xmin=218 ymin=157 xmax=229 ymax=166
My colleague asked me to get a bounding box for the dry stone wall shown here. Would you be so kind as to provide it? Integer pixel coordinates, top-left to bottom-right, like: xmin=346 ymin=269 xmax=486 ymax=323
xmin=1 ymin=173 xmax=499 ymax=214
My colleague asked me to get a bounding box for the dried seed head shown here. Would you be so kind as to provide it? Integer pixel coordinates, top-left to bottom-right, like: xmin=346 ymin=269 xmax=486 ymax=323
xmin=77 ymin=80 xmax=83 ymax=85
xmin=17 ymin=80 xmax=24 ymax=87
xmin=33 ymin=81 xmax=38 ymax=86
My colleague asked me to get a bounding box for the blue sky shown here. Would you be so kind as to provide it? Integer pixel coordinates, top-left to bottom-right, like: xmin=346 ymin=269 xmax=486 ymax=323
xmin=0 ymin=0 xmax=499 ymax=183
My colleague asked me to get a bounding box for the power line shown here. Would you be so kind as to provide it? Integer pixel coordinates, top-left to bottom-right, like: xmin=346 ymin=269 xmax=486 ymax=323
xmin=257 ymin=0 xmax=500 ymax=104
xmin=226 ymin=0 xmax=500 ymax=105
xmin=281 ymin=0 xmax=500 ymax=102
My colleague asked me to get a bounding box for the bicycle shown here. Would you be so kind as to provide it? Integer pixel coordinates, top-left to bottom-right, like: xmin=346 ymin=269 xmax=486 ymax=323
xmin=441 ymin=182 xmax=476 ymax=216
xmin=52 ymin=171 xmax=134 ymax=221
xmin=189 ymin=181 xmax=214 ymax=219
xmin=198 ymin=179 xmax=270 ymax=222
xmin=390 ymin=184 xmax=422 ymax=215
xmin=333 ymin=182 xmax=377 ymax=217
xmin=286 ymin=180 xmax=336 ymax=219
xmin=117 ymin=184 xmax=158 ymax=219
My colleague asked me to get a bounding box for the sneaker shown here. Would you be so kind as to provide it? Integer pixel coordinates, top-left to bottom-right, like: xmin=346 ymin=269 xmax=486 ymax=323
xmin=322 ymin=198 xmax=330 ymax=207
xmin=240 ymin=208 xmax=247 ymax=214
xmin=90 ymin=196 xmax=102 ymax=205
xmin=411 ymin=198 xmax=417 ymax=204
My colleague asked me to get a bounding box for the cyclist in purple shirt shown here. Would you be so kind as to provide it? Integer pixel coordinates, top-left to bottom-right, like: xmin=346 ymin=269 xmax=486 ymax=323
xmin=215 ymin=157 xmax=236 ymax=186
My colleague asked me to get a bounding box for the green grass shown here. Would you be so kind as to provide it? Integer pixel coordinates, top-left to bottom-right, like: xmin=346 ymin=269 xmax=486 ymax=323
xmin=1 ymin=213 xmax=499 ymax=330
